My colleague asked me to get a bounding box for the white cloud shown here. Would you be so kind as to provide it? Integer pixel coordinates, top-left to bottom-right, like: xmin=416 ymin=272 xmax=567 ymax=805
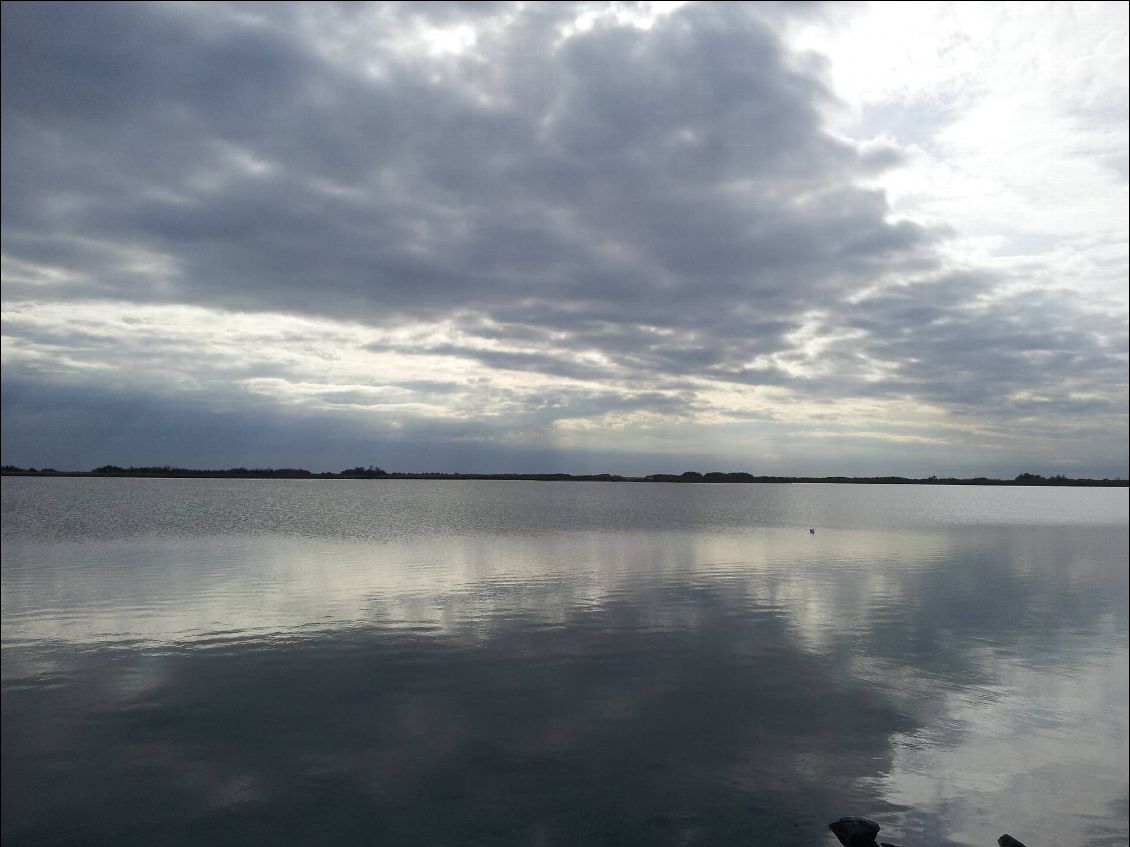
xmin=792 ymin=1 xmax=1129 ymax=301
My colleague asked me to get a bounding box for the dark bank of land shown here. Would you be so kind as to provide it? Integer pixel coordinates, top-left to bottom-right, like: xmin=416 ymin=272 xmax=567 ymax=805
xmin=2 ymin=465 xmax=1125 ymax=487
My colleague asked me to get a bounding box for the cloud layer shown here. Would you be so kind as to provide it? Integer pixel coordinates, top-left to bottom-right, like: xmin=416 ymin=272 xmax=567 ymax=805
xmin=2 ymin=2 xmax=1126 ymax=474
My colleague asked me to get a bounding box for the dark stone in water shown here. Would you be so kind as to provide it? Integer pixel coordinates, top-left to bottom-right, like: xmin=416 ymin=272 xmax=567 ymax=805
xmin=830 ymin=816 xmax=1025 ymax=847
xmin=828 ymin=817 xmax=883 ymax=846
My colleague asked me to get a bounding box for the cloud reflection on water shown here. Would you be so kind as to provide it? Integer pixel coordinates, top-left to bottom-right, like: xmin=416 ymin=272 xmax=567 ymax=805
xmin=2 ymin=482 xmax=1127 ymax=846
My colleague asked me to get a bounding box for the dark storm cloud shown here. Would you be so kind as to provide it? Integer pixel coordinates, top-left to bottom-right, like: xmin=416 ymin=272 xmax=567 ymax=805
xmin=833 ymin=274 xmax=1129 ymax=418
xmin=1 ymin=3 xmax=927 ymax=341
xmin=0 ymin=375 xmax=704 ymax=474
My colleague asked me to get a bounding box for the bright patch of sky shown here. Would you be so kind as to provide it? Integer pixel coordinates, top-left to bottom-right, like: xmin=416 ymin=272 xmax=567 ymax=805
xmin=792 ymin=2 xmax=1128 ymax=300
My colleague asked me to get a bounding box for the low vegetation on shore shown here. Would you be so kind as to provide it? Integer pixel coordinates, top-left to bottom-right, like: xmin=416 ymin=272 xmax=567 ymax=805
xmin=2 ymin=465 xmax=1124 ymax=487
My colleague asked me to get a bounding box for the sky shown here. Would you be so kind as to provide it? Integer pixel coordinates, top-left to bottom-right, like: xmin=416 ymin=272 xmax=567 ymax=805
xmin=1 ymin=1 xmax=1127 ymax=477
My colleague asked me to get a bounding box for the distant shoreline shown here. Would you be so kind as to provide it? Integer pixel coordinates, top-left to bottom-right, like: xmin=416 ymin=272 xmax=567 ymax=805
xmin=2 ymin=466 xmax=1125 ymax=487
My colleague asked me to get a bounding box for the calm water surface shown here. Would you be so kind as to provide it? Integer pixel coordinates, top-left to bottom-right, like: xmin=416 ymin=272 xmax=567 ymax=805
xmin=2 ymin=479 xmax=1127 ymax=846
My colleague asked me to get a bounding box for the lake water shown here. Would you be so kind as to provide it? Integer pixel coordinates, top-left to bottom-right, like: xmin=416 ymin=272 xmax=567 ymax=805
xmin=2 ymin=478 xmax=1127 ymax=846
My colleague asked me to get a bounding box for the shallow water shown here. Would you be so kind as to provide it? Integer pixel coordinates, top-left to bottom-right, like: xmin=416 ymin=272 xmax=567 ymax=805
xmin=2 ymin=478 xmax=1127 ymax=846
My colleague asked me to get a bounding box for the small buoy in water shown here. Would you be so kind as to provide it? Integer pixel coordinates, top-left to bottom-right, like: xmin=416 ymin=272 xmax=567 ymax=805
xmin=809 ymin=528 xmax=815 ymax=534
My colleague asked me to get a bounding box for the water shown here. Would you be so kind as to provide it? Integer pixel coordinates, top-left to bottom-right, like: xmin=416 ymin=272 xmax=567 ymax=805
xmin=2 ymin=478 xmax=1126 ymax=847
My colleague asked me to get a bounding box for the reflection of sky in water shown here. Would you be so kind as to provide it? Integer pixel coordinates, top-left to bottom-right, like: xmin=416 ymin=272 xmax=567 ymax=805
xmin=2 ymin=480 xmax=1127 ymax=846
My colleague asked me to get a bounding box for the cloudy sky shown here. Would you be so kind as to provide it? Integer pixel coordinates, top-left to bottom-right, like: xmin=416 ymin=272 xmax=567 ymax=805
xmin=2 ymin=1 xmax=1127 ymax=476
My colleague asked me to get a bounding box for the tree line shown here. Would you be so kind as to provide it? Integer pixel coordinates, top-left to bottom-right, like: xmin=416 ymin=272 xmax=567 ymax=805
xmin=1 ymin=465 xmax=1124 ymax=486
